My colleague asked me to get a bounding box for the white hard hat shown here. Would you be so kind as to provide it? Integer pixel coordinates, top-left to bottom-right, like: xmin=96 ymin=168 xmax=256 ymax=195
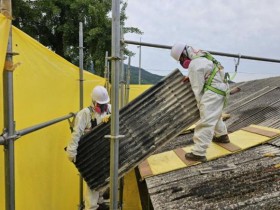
xmin=170 ymin=43 xmax=186 ymax=61
xmin=91 ymin=86 xmax=110 ymax=104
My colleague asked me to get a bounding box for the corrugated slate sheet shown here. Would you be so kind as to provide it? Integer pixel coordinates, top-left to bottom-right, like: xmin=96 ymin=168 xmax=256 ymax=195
xmin=143 ymin=76 xmax=280 ymax=210
xmin=74 ymin=69 xmax=200 ymax=190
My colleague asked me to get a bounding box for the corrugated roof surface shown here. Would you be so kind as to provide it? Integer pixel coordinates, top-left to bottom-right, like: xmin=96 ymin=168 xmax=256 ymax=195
xmin=74 ymin=69 xmax=200 ymax=190
xmin=146 ymin=144 xmax=280 ymax=210
xmin=144 ymin=76 xmax=280 ymax=209
xmin=226 ymin=87 xmax=280 ymax=132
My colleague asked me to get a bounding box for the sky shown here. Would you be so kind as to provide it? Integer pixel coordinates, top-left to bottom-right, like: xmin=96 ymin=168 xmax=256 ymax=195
xmin=123 ymin=0 xmax=280 ymax=82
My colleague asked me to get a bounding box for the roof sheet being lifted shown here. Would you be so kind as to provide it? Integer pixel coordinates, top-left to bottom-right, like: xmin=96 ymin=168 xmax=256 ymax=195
xmin=74 ymin=69 xmax=200 ymax=190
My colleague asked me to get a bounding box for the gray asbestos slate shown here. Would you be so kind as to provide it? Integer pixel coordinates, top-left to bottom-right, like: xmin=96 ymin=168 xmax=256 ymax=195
xmin=74 ymin=69 xmax=200 ymax=190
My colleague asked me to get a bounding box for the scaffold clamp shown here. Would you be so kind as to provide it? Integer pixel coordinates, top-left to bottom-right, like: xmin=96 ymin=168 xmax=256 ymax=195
xmin=104 ymin=134 xmax=125 ymax=139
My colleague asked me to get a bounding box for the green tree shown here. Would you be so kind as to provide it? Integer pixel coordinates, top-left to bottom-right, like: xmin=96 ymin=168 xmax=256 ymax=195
xmin=12 ymin=0 xmax=142 ymax=76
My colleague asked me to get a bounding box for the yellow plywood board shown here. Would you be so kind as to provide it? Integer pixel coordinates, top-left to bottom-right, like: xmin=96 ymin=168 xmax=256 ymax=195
xmin=230 ymin=130 xmax=270 ymax=149
xmin=148 ymin=150 xmax=186 ymax=175
xmin=139 ymin=125 xmax=280 ymax=179
xmin=182 ymin=143 xmax=231 ymax=160
xmin=207 ymin=143 xmax=232 ymax=159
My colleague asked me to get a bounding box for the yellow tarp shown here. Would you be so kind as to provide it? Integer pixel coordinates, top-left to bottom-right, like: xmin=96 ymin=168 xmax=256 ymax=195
xmin=0 ymin=15 xmax=105 ymax=209
xmin=0 ymin=13 xmax=10 ymax=210
xmin=129 ymin=84 xmax=152 ymax=101
xmin=0 ymin=14 xmax=149 ymax=210
xmin=0 ymin=13 xmax=10 ymax=72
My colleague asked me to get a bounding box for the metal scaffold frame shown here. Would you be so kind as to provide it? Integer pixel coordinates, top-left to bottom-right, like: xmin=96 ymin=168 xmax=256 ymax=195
xmin=123 ymin=40 xmax=280 ymax=63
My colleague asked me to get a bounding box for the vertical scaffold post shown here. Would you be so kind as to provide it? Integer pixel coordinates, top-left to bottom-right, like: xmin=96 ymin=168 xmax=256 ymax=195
xmin=110 ymin=0 xmax=121 ymax=209
xmin=2 ymin=0 xmax=15 ymax=210
xmin=78 ymin=21 xmax=84 ymax=210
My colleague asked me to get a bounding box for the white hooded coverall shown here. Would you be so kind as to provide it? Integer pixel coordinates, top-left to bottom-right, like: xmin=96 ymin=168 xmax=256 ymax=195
xmin=67 ymin=104 xmax=111 ymax=210
xmin=186 ymin=47 xmax=229 ymax=157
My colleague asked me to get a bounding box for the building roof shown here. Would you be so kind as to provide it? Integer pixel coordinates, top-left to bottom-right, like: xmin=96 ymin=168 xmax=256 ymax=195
xmin=144 ymin=76 xmax=280 ymax=209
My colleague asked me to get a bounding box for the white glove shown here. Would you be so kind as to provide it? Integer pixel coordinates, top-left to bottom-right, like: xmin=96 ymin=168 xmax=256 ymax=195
xmin=67 ymin=155 xmax=76 ymax=163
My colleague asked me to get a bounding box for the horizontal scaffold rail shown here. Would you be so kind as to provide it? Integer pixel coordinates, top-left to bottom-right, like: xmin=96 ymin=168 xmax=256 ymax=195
xmin=123 ymin=40 xmax=280 ymax=64
xmin=0 ymin=112 xmax=75 ymax=145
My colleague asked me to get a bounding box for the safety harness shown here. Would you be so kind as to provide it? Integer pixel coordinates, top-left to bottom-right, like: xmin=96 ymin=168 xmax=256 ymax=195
xmin=203 ymin=53 xmax=228 ymax=97
xmin=88 ymin=106 xmax=98 ymax=129
xmin=204 ymin=65 xmax=227 ymax=96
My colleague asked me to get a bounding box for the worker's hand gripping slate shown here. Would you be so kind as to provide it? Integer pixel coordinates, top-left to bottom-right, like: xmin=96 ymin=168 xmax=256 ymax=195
xmin=102 ymin=114 xmax=111 ymax=123
xmin=182 ymin=76 xmax=190 ymax=83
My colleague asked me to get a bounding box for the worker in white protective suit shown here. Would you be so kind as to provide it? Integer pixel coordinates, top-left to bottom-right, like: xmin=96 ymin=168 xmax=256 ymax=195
xmin=171 ymin=43 xmax=230 ymax=162
xmin=66 ymin=85 xmax=110 ymax=210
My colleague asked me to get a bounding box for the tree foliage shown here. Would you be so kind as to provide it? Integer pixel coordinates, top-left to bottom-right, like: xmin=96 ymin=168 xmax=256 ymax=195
xmin=12 ymin=0 xmax=142 ymax=76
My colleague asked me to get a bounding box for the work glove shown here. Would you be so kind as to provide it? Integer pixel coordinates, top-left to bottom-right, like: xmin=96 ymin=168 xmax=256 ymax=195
xmin=68 ymin=155 xmax=76 ymax=163
xmin=182 ymin=76 xmax=190 ymax=83
xmin=102 ymin=114 xmax=111 ymax=123
xmin=65 ymin=147 xmax=76 ymax=163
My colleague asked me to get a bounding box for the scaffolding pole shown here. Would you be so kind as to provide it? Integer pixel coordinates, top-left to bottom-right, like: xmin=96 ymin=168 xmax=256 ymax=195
xmin=2 ymin=0 xmax=15 ymax=209
xmin=104 ymin=51 xmax=110 ymax=91
xmin=110 ymin=0 xmax=121 ymax=209
xmin=120 ymin=28 xmax=125 ymax=109
xmin=123 ymin=40 xmax=280 ymax=64
xmin=138 ymin=38 xmax=142 ymax=84
xmin=125 ymin=55 xmax=131 ymax=105
xmin=78 ymin=22 xmax=85 ymax=210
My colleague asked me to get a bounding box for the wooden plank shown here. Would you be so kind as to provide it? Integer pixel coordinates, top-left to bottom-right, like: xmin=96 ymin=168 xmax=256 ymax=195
xmin=241 ymin=126 xmax=279 ymax=137
xmin=174 ymin=148 xmax=200 ymax=165
xmin=138 ymin=160 xmax=153 ymax=179
xmin=214 ymin=142 xmax=241 ymax=152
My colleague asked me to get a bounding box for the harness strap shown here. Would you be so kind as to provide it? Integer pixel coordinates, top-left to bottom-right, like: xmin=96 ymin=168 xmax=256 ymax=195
xmin=204 ymin=84 xmax=226 ymax=96
xmin=205 ymin=65 xmax=219 ymax=88
xmin=88 ymin=106 xmax=97 ymax=129
xmin=204 ymin=65 xmax=227 ymax=96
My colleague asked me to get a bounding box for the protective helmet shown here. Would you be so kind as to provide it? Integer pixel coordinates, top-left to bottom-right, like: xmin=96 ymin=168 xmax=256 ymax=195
xmin=91 ymin=86 xmax=110 ymax=104
xmin=170 ymin=43 xmax=186 ymax=61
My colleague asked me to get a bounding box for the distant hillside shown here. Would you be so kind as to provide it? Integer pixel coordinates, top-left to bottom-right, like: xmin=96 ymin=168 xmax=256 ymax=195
xmin=124 ymin=64 xmax=164 ymax=84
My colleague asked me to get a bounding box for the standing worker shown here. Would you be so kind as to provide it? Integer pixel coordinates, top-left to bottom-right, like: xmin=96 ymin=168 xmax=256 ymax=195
xmin=171 ymin=43 xmax=230 ymax=162
xmin=66 ymin=85 xmax=110 ymax=210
